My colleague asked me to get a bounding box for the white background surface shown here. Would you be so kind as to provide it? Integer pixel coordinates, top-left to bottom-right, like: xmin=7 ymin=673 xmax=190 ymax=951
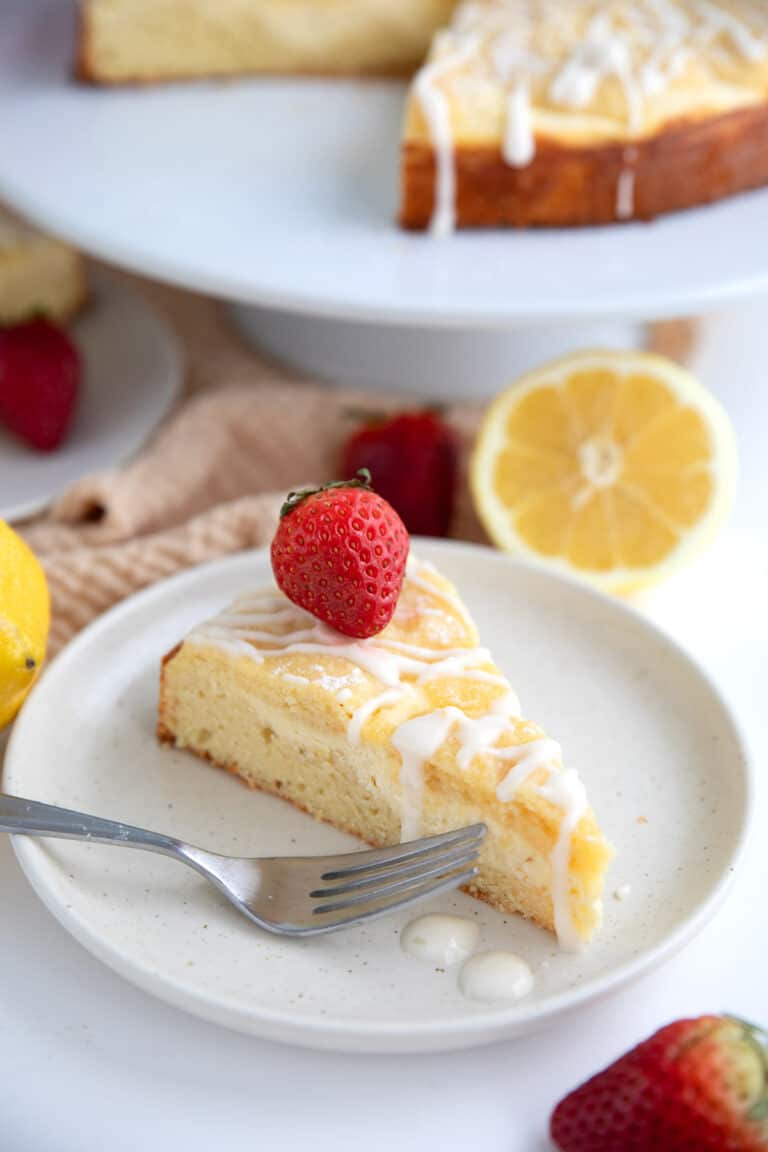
xmin=0 ymin=338 xmax=766 ymax=1150
xmin=4 ymin=0 xmax=768 ymax=325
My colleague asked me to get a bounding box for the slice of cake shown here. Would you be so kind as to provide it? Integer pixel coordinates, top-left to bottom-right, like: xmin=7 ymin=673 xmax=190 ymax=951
xmin=400 ymin=0 xmax=768 ymax=230
xmin=0 ymin=207 xmax=87 ymax=326
xmin=158 ymin=557 xmax=612 ymax=948
xmin=76 ymin=0 xmax=457 ymax=83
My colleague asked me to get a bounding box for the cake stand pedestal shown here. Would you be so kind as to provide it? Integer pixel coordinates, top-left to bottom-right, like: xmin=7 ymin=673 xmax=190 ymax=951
xmin=230 ymin=307 xmax=648 ymax=398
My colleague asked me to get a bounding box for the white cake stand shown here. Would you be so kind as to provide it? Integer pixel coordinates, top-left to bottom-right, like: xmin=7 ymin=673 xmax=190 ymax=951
xmin=2 ymin=0 xmax=768 ymax=399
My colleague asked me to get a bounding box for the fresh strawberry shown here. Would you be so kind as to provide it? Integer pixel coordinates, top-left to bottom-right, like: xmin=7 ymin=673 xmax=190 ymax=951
xmin=271 ymin=469 xmax=409 ymax=639
xmin=341 ymin=410 xmax=458 ymax=537
xmin=551 ymin=1015 xmax=768 ymax=1152
xmin=0 ymin=318 xmax=80 ymax=452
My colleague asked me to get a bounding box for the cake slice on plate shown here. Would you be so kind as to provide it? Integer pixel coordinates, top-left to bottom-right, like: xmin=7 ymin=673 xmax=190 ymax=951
xmin=400 ymin=0 xmax=768 ymax=230
xmin=158 ymin=556 xmax=612 ymax=949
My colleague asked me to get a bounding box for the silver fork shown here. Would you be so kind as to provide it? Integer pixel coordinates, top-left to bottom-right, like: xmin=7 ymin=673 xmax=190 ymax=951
xmin=0 ymin=794 xmax=485 ymax=936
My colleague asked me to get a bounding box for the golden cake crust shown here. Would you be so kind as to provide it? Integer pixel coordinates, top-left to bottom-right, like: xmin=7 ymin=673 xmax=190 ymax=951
xmin=400 ymin=99 xmax=768 ymax=228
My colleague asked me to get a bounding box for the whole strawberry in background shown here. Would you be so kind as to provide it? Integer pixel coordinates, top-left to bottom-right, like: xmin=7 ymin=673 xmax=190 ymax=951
xmin=271 ymin=470 xmax=409 ymax=639
xmin=551 ymin=1015 xmax=768 ymax=1152
xmin=341 ymin=410 xmax=458 ymax=538
xmin=0 ymin=318 xmax=80 ymax=452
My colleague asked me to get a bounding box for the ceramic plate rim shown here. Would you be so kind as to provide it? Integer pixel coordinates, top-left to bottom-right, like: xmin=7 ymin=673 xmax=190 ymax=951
xmin=4 ymin=542 xmax=755 ymax=1050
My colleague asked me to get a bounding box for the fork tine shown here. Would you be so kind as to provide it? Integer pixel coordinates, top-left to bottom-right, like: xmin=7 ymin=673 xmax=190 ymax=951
xmin=311 ymin=867 xmax=480 ymax=932
xmin=310 ymin=842 xmax=483 ymax=898
xmin=313 ymin=852 xmax=481 ymax=916
xmin=319 ymin=823 xmax=486 ymax=880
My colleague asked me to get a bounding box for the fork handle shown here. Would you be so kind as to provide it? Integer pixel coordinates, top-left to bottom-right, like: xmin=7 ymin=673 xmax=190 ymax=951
xmin=0 ymin=793 xmax=182 ymax=858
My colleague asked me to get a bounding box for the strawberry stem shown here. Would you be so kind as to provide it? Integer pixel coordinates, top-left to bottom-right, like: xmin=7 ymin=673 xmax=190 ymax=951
xmin=279 ymin=469 xmax=373 ymax=519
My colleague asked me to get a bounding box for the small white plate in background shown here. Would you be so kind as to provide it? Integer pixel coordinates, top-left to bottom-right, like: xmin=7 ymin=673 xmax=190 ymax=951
xmin=0 ymin=269 xmax=182 ymax=523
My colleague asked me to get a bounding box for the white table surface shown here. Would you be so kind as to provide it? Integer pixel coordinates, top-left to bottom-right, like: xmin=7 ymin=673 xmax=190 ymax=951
xmin=1 ymin=347 xmax=766 ymax=1152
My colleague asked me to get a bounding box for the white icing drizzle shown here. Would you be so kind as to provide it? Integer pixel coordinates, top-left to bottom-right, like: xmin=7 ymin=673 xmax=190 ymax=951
xmin=348 ymin=688 xmax=404 ymax=745
xmin=416 ymin=0 xmax=768 ymax=232
xmin=503 ymin=83 xmax=536 ymax=165
xmin=388 ymin=705 xmax=582 ymax=949
xmin=615 ymin=144 xmax=639 ymax=218
xmin=190 ymin=619 xmax=492 ymax=689
xmin=392 ymin=710 xmax=460 ymax=841
xmin=616 ymin=167 xmax=636 ymax=218
xmin=405 ymin=556 xmax=477 ymax=631
xmin=452 ymin=704 xmax=523 ymax=770
xmin=536 ymin=768 xmax=588 ymax=951
xmin=494 ymin=737 xmax=563 ymax=800
xmin=415 ymin=33 xmax=482 ymax=235
xmin=186 ymin=560 xmax=588 ymax=949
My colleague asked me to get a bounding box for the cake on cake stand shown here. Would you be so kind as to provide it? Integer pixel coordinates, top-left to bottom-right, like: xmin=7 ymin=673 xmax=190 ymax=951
xmin=2 ymin=0 xmax=768 ymax=404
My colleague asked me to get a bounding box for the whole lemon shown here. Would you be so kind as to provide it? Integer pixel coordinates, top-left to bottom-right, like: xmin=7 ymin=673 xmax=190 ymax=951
xmin=0 ymin=521 xmax=49 ymax=728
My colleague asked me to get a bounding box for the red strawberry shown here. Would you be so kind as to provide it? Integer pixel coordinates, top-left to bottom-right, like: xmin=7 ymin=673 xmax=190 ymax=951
xmin=0 ymin=318 xmax=80 ymax=452
xmin=341 ymin=410 xmax=458 ymax=537
xmin=551 ymin=1015 xmax=768 ymax=1152
xmin=271 ymin=470 xmax=409 ymax=639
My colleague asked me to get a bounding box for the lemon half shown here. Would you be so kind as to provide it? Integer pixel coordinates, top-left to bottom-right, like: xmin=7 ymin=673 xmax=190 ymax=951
xmin=471 ymin=349 xmax=737 ymax=593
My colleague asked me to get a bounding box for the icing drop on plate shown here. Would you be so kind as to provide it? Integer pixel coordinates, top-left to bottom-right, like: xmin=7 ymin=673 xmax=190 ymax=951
xmin=401 ymin=914 xmax=479 ymax=965
xmin=459 ymin=951 xmax=534 ymax=1003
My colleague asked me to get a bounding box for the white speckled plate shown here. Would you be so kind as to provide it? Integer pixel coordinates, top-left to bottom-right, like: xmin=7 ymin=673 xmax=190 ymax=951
xmin=3 ymin=542 xmax=752 ymax=1053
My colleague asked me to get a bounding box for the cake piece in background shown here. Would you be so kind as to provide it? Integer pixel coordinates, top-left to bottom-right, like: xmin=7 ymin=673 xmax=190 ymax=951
xmin=76 ymin=0 xmax=457 ymax=84
xmin=0 ymin=207 xmax=87 ymax=326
